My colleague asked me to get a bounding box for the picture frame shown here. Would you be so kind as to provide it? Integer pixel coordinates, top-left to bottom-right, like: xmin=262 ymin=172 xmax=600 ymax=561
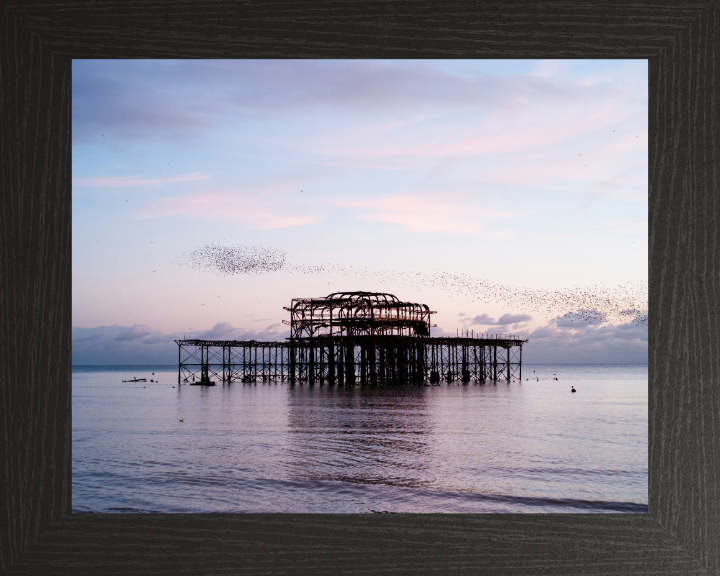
xmin=2 ymin=2 xmax=717 ymax=573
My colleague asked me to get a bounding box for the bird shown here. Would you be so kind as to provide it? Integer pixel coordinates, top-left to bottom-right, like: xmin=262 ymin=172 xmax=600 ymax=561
xmin=180 ymin=419 xmax=184 ymax=422
xmin=174 ymin=243 xmax=646 ymax=327
xmin=571 ymin=387 xmax=576 ymax=393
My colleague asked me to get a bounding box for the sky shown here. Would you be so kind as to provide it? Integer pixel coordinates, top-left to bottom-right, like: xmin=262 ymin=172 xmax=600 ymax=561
xmin=72 ymin=59 xmax=648 ymax=365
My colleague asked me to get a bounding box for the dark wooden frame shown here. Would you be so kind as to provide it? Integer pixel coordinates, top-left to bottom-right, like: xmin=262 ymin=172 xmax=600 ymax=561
xmin=1 ymin=2 xmax=718 ymax=574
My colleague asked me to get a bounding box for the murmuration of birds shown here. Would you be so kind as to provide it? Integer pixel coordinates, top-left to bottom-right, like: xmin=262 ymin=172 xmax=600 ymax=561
xmin=175 ymin=244 xmax=648 ymax=327
xmin=175 ymin=244 xmax=286 ymax=275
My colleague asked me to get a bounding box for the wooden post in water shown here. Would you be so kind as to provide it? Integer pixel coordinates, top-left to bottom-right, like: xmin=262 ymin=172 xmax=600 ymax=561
xmin=345 ymin=340 xmax=355 ymax=384
xmin=328 ymin=339 xmax=335 ymax=384
xmin=360 ymin=344 xmax=367 ymax=385
xmin=506 ymin=345 xmax=511 ymax=381
xmin=289 ymin=341 xmax=295 ymax=383
xmin=519 ymin=343 xmax=522 ymax=381
xmin=493 ymin=344 xmax=497 ymax=382
xmin=309 ymin=341 xmax=315 ymax=384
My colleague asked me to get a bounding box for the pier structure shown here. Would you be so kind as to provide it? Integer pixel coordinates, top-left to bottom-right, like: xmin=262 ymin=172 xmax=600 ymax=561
xmin=176 ymin=291 xmax=527 ymax=385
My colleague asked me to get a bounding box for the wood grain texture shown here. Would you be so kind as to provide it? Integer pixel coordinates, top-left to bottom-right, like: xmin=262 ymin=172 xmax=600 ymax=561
xmin=1 ymin=1 xmax=718 ymax=574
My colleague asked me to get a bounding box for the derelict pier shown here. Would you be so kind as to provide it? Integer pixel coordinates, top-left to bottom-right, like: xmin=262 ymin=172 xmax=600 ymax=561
xmin=175 ymin=292 xmax=527 ymax=385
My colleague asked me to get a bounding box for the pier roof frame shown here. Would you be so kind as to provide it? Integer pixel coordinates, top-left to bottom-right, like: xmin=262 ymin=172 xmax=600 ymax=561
xmin=284 ymin=291 xmax=436 ymax=339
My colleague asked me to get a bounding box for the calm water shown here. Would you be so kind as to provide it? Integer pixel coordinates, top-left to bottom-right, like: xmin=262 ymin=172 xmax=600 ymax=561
xmin=72 ymin=364 xmax=648 ymax=513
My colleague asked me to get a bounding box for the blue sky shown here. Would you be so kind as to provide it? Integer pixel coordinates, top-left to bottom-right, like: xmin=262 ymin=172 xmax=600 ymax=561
xmin=72 ymin=59 xmax=648 ymax=364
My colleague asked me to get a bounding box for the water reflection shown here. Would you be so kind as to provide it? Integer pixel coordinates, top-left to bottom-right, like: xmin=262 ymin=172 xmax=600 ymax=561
xmin=72 ymin=365 xmax=648 ymax=513
xmin=285 ymin=384 xmax=434 ymax=489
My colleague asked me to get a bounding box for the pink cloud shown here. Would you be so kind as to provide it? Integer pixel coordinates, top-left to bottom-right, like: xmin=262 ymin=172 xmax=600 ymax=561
xmin=453 ymin=97 xmax=636 ymax=158
xmin=333 ymin=193 xmax=518 ymax=233
xmin=72 ymin=172 xmax=210 ymax=188
xmin=305 ymin=95 xmax=643 ymax=187
xmin=482 ymin=129 xmax=647 ymax=186
xmin=135 ymin=190 xmax=319 ymax=229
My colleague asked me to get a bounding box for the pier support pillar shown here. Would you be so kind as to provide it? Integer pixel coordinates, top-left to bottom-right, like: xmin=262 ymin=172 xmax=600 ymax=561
xmin=328 ymin=341 xmax=335 ymax=384
xmin=493 ymin=345 xmax=497 ymax=382
xmin=506 ymin=345 xmax=511 ymax=381
xmin=346 ymin=343 xmax=355 ymax=384
xmin=289 ymin=341 xmax=296 ymax=383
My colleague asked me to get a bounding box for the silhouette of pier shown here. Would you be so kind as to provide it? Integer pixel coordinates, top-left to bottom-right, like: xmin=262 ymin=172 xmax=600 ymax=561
xmin=175 ymin=292 xmax=527 ymax=385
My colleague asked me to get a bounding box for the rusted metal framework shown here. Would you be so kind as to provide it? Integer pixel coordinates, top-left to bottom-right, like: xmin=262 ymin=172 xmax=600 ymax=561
xmin=177 ymin=340 xmax=290 ymax=384
xmin=176 ymin=292 xmax=527 ymax=385
xmin=283 ymin=291 xmax=435 ymax=338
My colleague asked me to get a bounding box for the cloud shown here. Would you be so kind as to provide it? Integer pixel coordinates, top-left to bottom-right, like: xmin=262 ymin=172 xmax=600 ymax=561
xmin=73 ymin=317 xmax=647 ymax=366
xmin=618 ymin=308 xmax=648 ymax=326
xmin=73 ymin=325 xmax=175 ymax=364
xmin=197 ymin=322 xmax=238 ymax=339
xmin=73 ymin=323 xmax=291 ymax=365
xmin=459 ymin=312 xmax=531 ymax=337
xmin=73 ymin=173 xmax=210 ymax=188
xmin=114 ymin=325 xmax=152 ymax=341
xmin=439 ymin=314 xmax=647 ymax=364
xmin=497 ymin=313 xmax=532 ymax=325
xmin=467 ymin=313 xmax=496 ymax=325
xmin=72 ymin=63 xmax=213 ymax=145
xmin=428 ymin=326 xmax=460 ymax=338
xmin=333 ymin=193 xmax=517 ymax=233
xmin=554 ymin=309 xmax=608 ymax=328
xmin=520 ymin=319 xmax=647 ymax=364
xmin=142 ymin=333 xmax=177 ymax=345
xmin=72 ymin=60 xmax=502 ymax=145
xmin=135 ymin=189 xmax=320 ymax=228
xmin=72 ymin=59 xmax=635 ymax=148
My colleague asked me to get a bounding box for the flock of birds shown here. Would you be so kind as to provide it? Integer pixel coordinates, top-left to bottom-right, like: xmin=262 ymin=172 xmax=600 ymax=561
xmin=176 ymin=244 xmax=287 ymax=276
xmin=175 ymin=244 xmax=648 ymax=327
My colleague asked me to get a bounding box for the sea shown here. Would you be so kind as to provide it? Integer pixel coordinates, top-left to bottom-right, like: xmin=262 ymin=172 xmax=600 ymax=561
xmin=72 ymin=364 xmax=648 ymax=514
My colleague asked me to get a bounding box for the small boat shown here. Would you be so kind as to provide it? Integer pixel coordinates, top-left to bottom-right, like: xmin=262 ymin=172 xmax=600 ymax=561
xmin=122 ymin=378 xmax=147 ymax=383
xmin=190 ymin=380 xmax=216 ymax=386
